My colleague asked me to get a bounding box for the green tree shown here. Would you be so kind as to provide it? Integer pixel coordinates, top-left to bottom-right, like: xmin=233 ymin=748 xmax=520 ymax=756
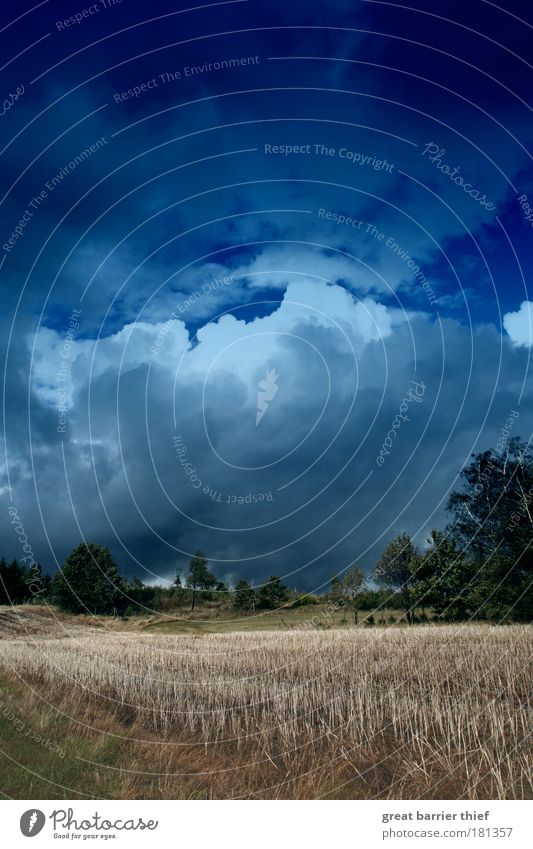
xmin=468 ymin=550 xmax=533 ymax=623
xmin=357 ymin=588 xmax=401 ymax=610
xmin=170 ymin=567 xmax=189 ymax=607
xmin=329 ymin=574 xmax=344 ymax=606
xmin=446 ymin=438 xmax=533 ymax=622
xmin=257 ymin=575 xmax=289 ymax=609
xmin=413 ymin=530 xmax=475 ymax=620
xmin=233 ymin=579 xmax=256 ymax=611
xmin=186 ymin=551 xmax=215 ymax=610
xmin=215 ymin=579 xmax=228 ymax=592
xmin=373 ymin=533 xmax=419 ymax=624
xmin=0 ymin=558 xmax=28 ymax=604
xmin=23 ymin=562 xmax=51 ymax=602
xmin=0 ymin=557 xmax=51 ymax=605
xmin=0 ymin=557 xmax=6 ymax=604
xmin=122 ymin=575 xmax=155 ymax=613
xmin=447 ymin=438 xmax=533 ymax=563
xmin=341 ymin=566 xmax=366 ymax=623
xmin=51 ymin=543 xmax=124 ymax=614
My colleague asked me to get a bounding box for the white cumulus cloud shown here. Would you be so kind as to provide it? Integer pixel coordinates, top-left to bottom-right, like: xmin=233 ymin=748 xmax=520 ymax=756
xmin=503 ymin=301 xmax=533 ymax=348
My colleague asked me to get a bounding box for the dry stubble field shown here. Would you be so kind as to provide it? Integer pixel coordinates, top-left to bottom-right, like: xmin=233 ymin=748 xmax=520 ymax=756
xmin=0 ymin=610 xmax=531 ymax=799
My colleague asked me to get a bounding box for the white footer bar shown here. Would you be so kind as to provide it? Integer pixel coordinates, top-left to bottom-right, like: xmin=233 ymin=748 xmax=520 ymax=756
xmin=3 ymin=799 xmax=531 ymax=848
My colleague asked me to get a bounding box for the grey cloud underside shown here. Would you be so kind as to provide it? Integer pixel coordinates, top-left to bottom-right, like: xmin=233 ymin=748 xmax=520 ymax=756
xmin=3 ymin=277 xmax=531 ymax=589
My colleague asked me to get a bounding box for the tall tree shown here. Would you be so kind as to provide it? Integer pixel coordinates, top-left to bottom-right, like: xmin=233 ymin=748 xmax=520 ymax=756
xmin=329 ymin=574 xmax=344 ymax=606
xmin=0 ymin=557 xmax=22 ymax=604
xmin=123 ymin=576 xmax=155 ymax=612
xmin=373 ymin=533 xmax=419 ymax=624
xmin=447 ymin=438 xmax=533 ymax=563
xmin=341 ymin=566 xmax=366 ymax=623
xmin=186 ymin=551 xmax=215 ymax=610
xmin=257 ymin=575 xmax=289 ymax=609
xmin=413 ymin=530 xmax=475 ymax=620
xmin=233 ymin=579 xmax=256 ymax=611
xmin=51 ymin=543 xmax=123 ymax=614
xmin=0 ymin=558 xmax=30 ymax=604
xmin=445 ymin=438 xmax=533 ymax=622
xmin=468 ymin=549 xmax=533 ymax=623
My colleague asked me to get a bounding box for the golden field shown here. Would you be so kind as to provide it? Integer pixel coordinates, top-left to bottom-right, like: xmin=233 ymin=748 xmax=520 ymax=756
xmin=0 ymin=610 xmax=531 ymax=799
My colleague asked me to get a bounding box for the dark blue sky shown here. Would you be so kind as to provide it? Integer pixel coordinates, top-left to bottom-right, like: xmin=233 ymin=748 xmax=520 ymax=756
xmin=1 ymin=0 xmax=532 ymax=590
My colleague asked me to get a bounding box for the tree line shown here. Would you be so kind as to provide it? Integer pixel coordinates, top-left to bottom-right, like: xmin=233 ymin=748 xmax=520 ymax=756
xmin=0 ymin=544 xmax=394 ymax=617
xmin=0 ymin=558 xmax=51 ymax=605
xmin=1 ymin=438 xmax=531 ymax=622
xmin=371 ymin=438 xmax=533 ymax=623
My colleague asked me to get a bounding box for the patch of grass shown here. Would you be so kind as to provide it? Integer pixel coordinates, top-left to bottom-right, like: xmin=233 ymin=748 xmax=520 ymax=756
xmin=0 ymin=674 xmax=129 ymax=798
xmin=0 ymin=604 xmax=410 ymax=637
xmin=141 ymin=604 xmax=405 ymax=634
